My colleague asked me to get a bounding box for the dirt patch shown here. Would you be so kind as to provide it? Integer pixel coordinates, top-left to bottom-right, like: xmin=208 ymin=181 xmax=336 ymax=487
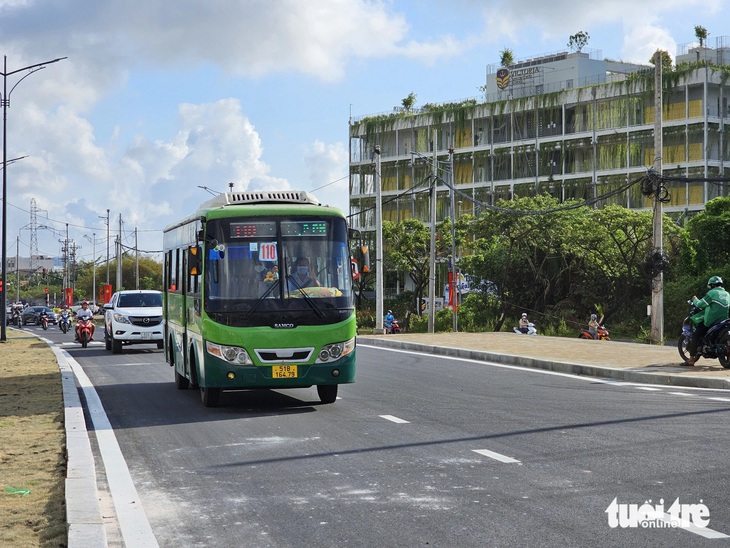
xmin=0 ymin=330 xmax=66 ymax=547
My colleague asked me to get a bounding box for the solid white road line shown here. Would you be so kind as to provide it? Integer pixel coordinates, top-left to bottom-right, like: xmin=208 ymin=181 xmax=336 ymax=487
xmin=472 ymin=449 xmax=521 ymax=464
xmin=662 ymin=512 xmax=730 ymax=539
xmin=63 ymin=350 xmax=159 ymax=547
xmin=379 ymin=415 xmax=410 ymax=424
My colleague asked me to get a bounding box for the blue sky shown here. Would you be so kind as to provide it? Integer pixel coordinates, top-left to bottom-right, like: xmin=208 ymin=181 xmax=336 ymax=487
xmin=0 ymin=0 xmax=727 ymax=263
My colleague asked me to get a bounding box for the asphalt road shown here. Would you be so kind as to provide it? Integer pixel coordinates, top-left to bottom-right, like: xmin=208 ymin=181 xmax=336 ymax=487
xmin=38 ymin=326 xmax=730 ymax=547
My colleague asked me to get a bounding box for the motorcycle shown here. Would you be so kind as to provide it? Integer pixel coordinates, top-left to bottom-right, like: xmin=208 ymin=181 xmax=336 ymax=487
xmin=76 ymin=317 xmax=95 ymax=348
xmin=678 ymin=300 xmax=730 ymax=368
xmin=39 ymin=312 xmax=49 ymax=330
xmin=385 ymin=318 xmax=401 ymax=334
xmin=579 ymin=324 xmax=610 ymax=340
xmin=58 ymin=310 xmax=71 ymax=334
xmin=514 ymin=322 xmax=537 ymax=335
xmin=11 ymin=308 xmax=22 ymax=328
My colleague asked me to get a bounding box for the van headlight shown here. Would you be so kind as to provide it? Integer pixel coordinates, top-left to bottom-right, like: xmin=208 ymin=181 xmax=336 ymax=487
xmin=316 ymin=337 xmax=355 ymax=363
xmin=113 ymin=312 xmax=131 ymax=324
xmin=206 ymin=342 xmax=252 ymax=365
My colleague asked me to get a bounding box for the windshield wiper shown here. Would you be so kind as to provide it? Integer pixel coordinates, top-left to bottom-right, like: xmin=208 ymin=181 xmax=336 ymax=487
xmin=286 ymin=275 xmax=326 ymax=318
xmin=241 ymin=279 xmax=281 ymax=320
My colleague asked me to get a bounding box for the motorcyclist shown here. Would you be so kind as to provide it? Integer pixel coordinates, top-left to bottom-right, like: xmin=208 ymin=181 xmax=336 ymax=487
xmin=687 ymin=275 xmax=730 ymax=365
xmin=74 ymin=300 xmax=95 ymax=341
xmin=517 ymin=312 xmax=530 ymax=334
xmin=59 ymin=306 xmax=71 ymax=330
xmin=588 ymin=313 xmax=600 ymax=338
xmin=385 ymin=310 xmax=395 ymax=332
xmin=11 ymin=304 xmax=22 ymax=327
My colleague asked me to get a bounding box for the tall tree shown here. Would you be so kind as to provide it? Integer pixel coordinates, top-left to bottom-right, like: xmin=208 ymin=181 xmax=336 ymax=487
xmin=382 ymin=218 xmax=453 ymax=316
xmin=499 ymin=48 xmax=514 ymax=67
xmin=567 ymin=31 xmax=590 ymax=53
xmin=685 ymin=196 xmax=730 ymax=273
xmin=463 ymin=195 xmax=586 ymax=329
xmin=694 ymin=25 xmax=709 ymax=47
xmin=401 ymin=92 xmax=417 ymax=112
xmin=649 ymin=50 xmax=673 ymax=73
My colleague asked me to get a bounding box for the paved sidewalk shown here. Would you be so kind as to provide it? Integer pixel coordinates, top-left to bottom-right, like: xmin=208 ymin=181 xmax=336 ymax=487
xmin=358 ymin=332 xmax=730 ymax=390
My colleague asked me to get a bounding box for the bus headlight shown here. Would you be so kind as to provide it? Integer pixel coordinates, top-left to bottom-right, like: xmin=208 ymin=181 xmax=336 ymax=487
xmin=315 ymin=337 xmax=355 ymax=363
xmin=206 ymin=341 xmax=252 ymax=365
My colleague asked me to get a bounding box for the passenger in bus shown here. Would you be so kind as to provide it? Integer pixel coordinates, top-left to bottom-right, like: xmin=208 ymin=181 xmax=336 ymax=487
xmin=288 ymin=257 xmax=320 ymax=290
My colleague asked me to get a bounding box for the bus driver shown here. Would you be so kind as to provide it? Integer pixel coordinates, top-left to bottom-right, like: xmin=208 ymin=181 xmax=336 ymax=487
xmin=288 ymin=257 xmax=320 ymax=290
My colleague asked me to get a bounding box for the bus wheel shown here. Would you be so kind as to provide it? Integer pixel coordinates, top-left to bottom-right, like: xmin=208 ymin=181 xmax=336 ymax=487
xmin=317 ymin=384 xmax=338 ymax=404
xmin=175 ymin=370 xmax=189 ymax=390
xmin=201 ymin=387 xmax=221 ymax=407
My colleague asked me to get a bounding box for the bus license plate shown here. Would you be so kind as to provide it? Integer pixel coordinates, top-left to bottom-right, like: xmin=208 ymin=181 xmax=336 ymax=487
xmin=272 ymin=365 xmax=298 ymax=379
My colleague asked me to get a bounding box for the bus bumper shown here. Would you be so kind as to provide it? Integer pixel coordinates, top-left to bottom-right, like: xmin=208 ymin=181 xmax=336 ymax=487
xmin=200 ymin=349 xmax=356 ymax=389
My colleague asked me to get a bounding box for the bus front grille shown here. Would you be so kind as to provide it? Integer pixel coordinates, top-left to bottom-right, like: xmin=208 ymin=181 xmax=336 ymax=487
xmin=254 ymin=348 xmax=314 ymax=364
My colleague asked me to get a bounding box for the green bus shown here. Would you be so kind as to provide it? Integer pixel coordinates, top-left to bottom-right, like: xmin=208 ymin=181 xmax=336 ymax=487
xmin=163 ymin=190 xmax=357 ymax=407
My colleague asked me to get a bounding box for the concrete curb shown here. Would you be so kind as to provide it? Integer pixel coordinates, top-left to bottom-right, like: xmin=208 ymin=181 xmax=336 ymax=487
xmin=47 ymin=341 xmax=107 ymax=547
xmin=358 ymin=336 xmax=730 ymax=390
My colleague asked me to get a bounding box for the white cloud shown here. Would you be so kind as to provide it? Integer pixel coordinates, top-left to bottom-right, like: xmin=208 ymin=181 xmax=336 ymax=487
xmin=302 ymin=140 xmax=350 ymax=213
xmin=621 ymin=25 xmax=677 ymax=65
xmin=478 ymin=0 xmax=722 ymax=56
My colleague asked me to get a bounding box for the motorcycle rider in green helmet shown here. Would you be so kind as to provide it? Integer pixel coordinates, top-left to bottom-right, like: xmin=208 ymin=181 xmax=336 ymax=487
xmin=687 ymin=275 xmax=730 ymax=365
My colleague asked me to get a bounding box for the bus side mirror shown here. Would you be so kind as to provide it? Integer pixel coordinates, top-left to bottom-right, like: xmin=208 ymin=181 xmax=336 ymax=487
xmin=188 ymin=245 xmax=202 ymax=276
xmin=360 ymin=245 xmax=370 ymax=273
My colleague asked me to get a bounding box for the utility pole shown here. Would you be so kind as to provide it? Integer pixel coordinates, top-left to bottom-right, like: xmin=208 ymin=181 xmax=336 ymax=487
xmin=373 ymin=145 xmax=385 ymax=334
xmin=116 ymin=214 xmax=122 ymax=291
xmin=428 ymin=131 xmax=437 ymax=334
xmin=92 ymin=233 xmax=97 ymax=303
xmin=70 ymin=240 xmax=80 ymax=299
xmin=135 ymin=227 xmax=139 ymax=290
xmin=449 ymin=147 xmax=458 ymax=332
xmin=651 ymin=50 xmax=664 ymax=344
xmin=15 ymin=236 xmax=19 ymax=303
xmin=103 ymin=209 xmax=110 ymax=285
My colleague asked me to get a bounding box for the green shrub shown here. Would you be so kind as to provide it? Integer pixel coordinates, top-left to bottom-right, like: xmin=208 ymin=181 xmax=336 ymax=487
xmin=456 ymin=293 xmax=501 ymax=332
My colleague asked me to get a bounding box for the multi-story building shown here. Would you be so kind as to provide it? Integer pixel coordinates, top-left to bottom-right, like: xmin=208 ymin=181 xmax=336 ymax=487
xmin=348 ymin=39 xmax=730 ymax=236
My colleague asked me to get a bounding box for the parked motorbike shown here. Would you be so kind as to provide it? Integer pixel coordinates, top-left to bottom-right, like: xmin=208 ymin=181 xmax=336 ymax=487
xmin=385 ymin=318 xmax=401 ymax=334
xmin=678 ymin=300 xmax=730 ymax=368
xmin=579 ymin=324 xmax=610 ymax=340
xmin=76 ymin=317 xmax=95 ymax=348
xmin=58 ymin=310 xmax=71 ymax=334
xmin=514 ymin=322 xmax=537 ymax=335
xmin=39 ymin=311 xmax=49 ymax=330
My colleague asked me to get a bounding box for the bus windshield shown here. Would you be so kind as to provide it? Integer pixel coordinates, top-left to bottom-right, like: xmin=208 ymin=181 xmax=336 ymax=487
xmin=204 ymin=216 xmax=354 ymax=326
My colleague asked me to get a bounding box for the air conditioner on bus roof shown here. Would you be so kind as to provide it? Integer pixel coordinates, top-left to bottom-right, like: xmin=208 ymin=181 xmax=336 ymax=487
xmin=202 ymin=190 xmax=322 ymax=208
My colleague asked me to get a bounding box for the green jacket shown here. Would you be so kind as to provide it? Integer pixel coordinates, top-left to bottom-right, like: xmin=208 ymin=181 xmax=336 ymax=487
xmin=692 ymin=286 xmax=730 ymax=327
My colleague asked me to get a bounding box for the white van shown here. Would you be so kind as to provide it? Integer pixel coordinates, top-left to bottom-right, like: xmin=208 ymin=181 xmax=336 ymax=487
xmin=103 ymin=290 xmax=163 ymax=353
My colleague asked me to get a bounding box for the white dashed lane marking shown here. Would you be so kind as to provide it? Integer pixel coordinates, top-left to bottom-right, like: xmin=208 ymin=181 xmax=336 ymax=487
xmin=472 ymin=449 xmax=521 ymax=464
xmin=379 ymin=415 xmax=410 ymax=424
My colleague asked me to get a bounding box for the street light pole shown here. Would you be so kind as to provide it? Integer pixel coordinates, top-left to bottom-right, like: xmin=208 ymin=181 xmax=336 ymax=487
xmin=1 ymin=54 xmax=66 ymax=342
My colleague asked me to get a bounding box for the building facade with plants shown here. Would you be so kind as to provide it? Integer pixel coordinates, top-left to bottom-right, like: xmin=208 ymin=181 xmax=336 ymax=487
xmin=348 ymin=39 xmax=730 ymax=234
